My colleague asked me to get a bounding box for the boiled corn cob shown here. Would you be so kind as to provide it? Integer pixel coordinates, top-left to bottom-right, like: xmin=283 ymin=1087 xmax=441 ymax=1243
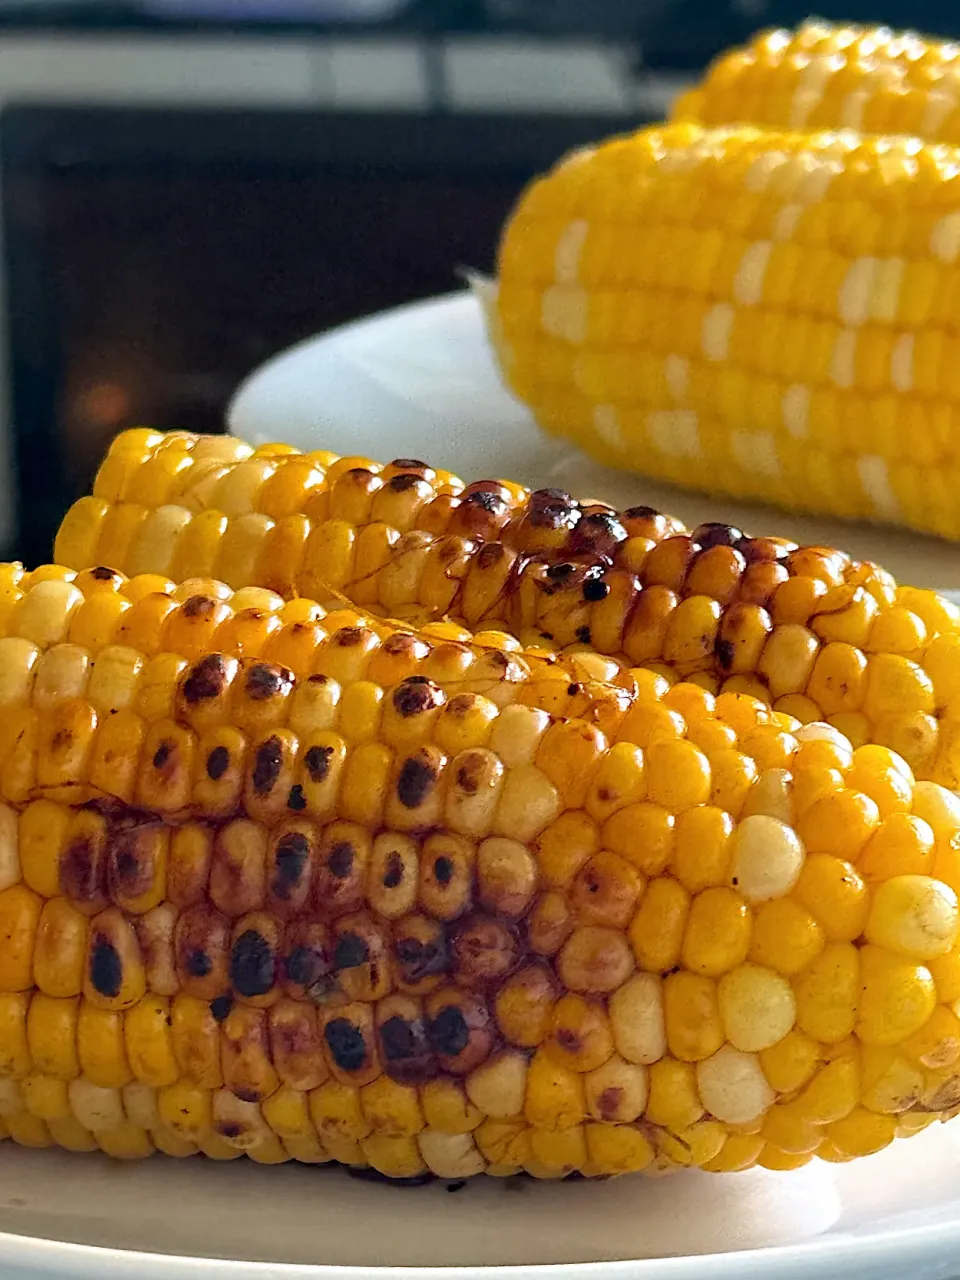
xmin=3 ymin=566 xmax=960 ymax=1175
xmin=53 ymin=431 xmax=960 ymax=792
xmin=675 ymin=21 xmax=960 ymax=143
xmin=493 ymin=119 xmax=960 ymax=538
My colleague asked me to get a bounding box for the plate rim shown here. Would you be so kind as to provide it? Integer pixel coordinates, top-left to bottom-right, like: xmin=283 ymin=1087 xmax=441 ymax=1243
xmin=2 ymin=1193 xmax=959 ymax=1278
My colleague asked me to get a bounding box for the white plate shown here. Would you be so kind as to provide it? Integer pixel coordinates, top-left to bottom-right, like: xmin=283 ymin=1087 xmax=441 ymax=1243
xmin=4 ymin=294 xmax=960 ymax=1280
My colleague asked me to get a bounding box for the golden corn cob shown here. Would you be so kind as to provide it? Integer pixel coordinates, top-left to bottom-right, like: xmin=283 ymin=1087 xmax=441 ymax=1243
xmin=3 ymin=563 xmax=960 ymax=1176
xmin=675 ymin=21 xmax=960 ymax=142
xmin=52 ymin=431 xmax=960 ymax=791
xmin=493 ymin=119 xmax=960 ymax=538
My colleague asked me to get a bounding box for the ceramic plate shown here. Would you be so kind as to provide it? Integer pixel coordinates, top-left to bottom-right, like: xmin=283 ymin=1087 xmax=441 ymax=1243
xmin=2 ymin=293 xmax=959 ymax=1280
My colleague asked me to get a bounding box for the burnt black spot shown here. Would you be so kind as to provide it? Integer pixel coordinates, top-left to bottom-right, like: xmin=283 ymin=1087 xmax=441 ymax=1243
xmin=230 ymin=930 xmax=275 ymax=998
xmin=715 ymin=638 xmax=736 ymax=670
xmin=210 ymin=994 xmax=233 ymax=1023
xmin=304 ymin=745 xmax=333 ymax=782
xmin=328 ymin=842 xmax=354 ymax=878
xmin=692 ymin=522 xmax=743 ymax=551
xmin=379 ymin=1017 xmax=416 ymax=1061
xmin=91 ymin=565 xmax=116 ymax=581
xmin=90 ymin=935 xmax=122 ymax=998
xmin=388 ymin=473 xmax=420 ymax=492
xmin=390 ymin=457 xmax=429 ymax=471
xmin=463 ymin=489 xmax=504 ymax=514
xmin=272 ymin=833 xmax=308 ymax=898
xmin=476 ymin=542 xmax=506 ymax=570
xmin=182 ymin=654 xmax=228 ymax=704
xmin=555 ymin=1028 xmax=580 ymax=1052
xmin=217 ymin=1123 xmax=243 ymax=1139
xmin=253 ymin=737 xmax=283 ymax=794
xmin=582 ymin=577 xmax=610 ymax=602
xmin=546 ymin=562 xmax=576 ymax=580
xmin=569 ymin=512 xmax=628 ymax=556
xmin=567 ymin=683 xmax=581 ymax=696
xmin=206 ymin=746 xmax=229 ymax=780
xmin=152 ymin=741 xmax=172 ymax=770
xmin=531 ymin=486 xmax=572 ymax=505
xmin=394 ymin=936 xmax=448 ymax=982
xmin=428 ymin=1006 xmax=469 ymax=1056
xmin=246 ymin=663 xmax=291 ymax=701
xmin=397 ymin=753 xmax=436 ymax=809
xmin=334 ymin=627 xmax=364 ymax=648
xmin=285 ymin=944 xmax=327 ymax=988
xmin=576 ymin=626 xmax=592 ymax=644
xmin=116 ymin=851 xmax=138 ymax=880
xmin=324 ymin=1017 xmax=367 ymax=1072
xmin=392 ymin=677 xmax=442 ymax=718
xmin=624 ymin=505 xmax=659 ymax=521
xmin=183 ymin=594 xmax=217 ymax=619
xmin=185 ymin=948 xmax=212 ymax=978
xmin=334 ymin=933 xmax=369 ymax=970
xmin=434 ymin=856 xmax=454 ymax=885
xmin=287 ymin=785 xmax=306 ymax=811
xmin=382 ymin=853 xmax=404 ymax=889
xmin=456 ymin=757 xmax=482 ymax=795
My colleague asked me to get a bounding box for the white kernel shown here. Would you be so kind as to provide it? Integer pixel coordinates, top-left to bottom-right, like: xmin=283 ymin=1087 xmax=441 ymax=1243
xmin=744 ymin=150 xmax=789 ymax=195
xmin=858 ymin=455 xmax=900 ymax=521
xmin=418 ymin=1129 xmax=485 ymax=1179
xmin=829 ymin=329 xmax=857 ymax=388
xmin=719 ymin=965 xmax=797 ymax=1052
xmin=732 ymin=430 xmax=780 ymax=479
xmin=646 ymin=410 xmax=701 ymax=458
xmin=664 ymin=354 xmax=690 ymax=402
xmin=773 ymin=204 xmax=803 ymax=241
xmin=554 ymin=219 xmax=589 ymax=286
xmin=742 ymin=769 xmax=794 ymax=825
xmin=838 ymin=257 xmax=877 ymax=327
xmin=701 ymin=303 xmax=734 ymax=362
xmin=540 ymin=284 xmax=587 ymax=344
xmin=930 ymin=211 xmax=960 ymax=265
xmin=730 ymin=814 xmax=805 ymax=903
xmin=733 ymin=241 xmax=771 ymax=307
xmin=794 ymin=722 xmax=853 ymax=754
xmin=609 ymin=973 xmax=666 ymax=1065
xmin=697 ymin=1046 xmax=774 ymax=1125
xmin=781 ymin=384 xmax=811 ymax=438
xmin=891 ymin=333 xmax=915 ymax=392
xmin=866 ymin=875 xmax=960 ymax=961
xmin=465 ymin=1050 xmax=528 ymax=1119
xmin=592 ymin=404 xmax=623 ymax=450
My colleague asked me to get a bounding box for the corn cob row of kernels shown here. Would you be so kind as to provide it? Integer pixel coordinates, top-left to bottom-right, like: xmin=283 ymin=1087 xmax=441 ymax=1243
xmin=494 ymin=120 xmax=960 ymax=537
xmin=0 ymin=614 xmax=958 ymax=1174
xmin=52 ymin=436 xmax=960 ymax=786
xmin=676 ymin=21 xmax=960 ymax=143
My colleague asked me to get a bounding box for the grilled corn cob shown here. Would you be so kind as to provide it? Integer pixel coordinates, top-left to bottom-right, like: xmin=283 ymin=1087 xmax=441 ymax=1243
xmin=1 ymin=563 xmax=960 ymax=1175
xmin=493 ymin=117 xmax=960 ymax=538
xmin=52 ymin=430 xmax=960 ymax=790
xmin=675 ymin=21 xmax=960 ymax=143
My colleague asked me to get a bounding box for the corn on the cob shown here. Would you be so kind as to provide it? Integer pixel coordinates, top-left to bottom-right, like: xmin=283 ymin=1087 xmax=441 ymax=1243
xmin=0 ymin=562 xmax=959 ymax=1175
xmin=675 ymin=21 xmax=960 ymax=143
xmin=52 ymin=431 xmax=960 ymax=790
xmin=493 ymin=116 xmax=960 ymax=538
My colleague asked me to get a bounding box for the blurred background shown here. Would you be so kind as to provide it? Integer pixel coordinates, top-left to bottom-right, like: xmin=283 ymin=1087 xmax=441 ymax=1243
xmin=0 ymin=0 xmax=955 ymax=558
